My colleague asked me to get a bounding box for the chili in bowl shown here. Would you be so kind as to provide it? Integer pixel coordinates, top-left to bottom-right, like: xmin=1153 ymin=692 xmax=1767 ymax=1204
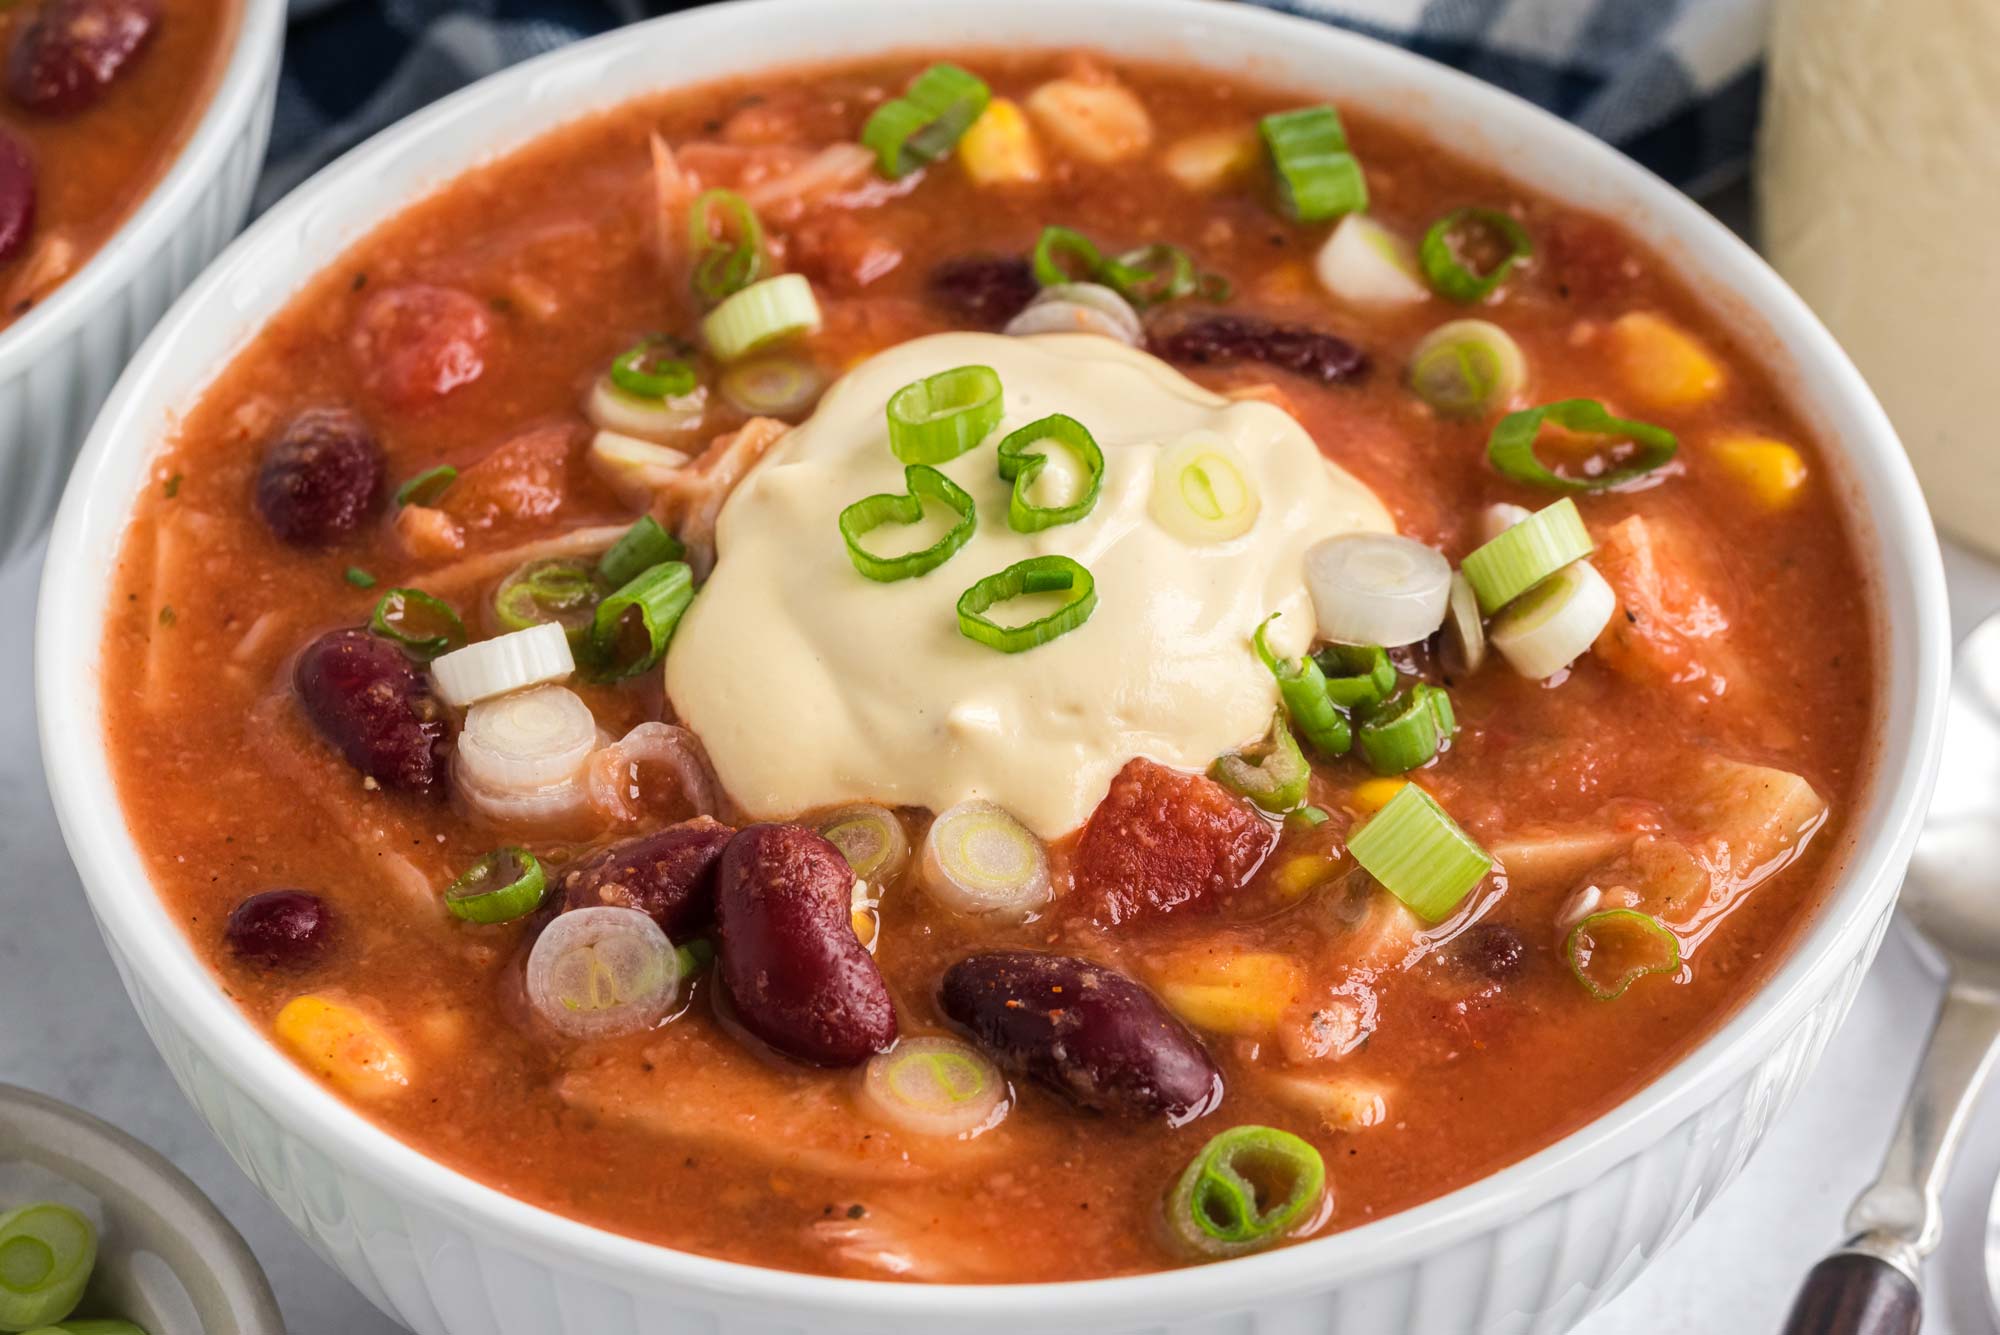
xmin=34 ymin=1 xmax=1948 ymax=1332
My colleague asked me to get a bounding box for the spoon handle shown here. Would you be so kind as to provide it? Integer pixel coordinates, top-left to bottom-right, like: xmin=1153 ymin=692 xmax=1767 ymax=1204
xmin=1780 ymin=979 xmax=2000 ymax=1334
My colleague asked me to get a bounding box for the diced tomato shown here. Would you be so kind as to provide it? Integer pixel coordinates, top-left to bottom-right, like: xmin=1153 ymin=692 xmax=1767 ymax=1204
xmin=1592 ymin=514 xmax=1738 ymax=698
xmin=787 ymin=212 xmax=902 ymax=292
xmin=1070 ymin=757 xmax=1276 ymax=926
xmin=350 ymin=283 xmax=492 ymax=408
xmin=443 ymin=423 xmax=575 ymax=528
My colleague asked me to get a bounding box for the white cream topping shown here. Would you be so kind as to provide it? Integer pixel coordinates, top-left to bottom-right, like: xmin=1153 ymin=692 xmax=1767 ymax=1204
xmin=664 ymin=331 xmax=1393 ymax=838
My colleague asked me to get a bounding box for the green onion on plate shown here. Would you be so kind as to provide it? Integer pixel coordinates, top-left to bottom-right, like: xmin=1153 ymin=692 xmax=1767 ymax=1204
xmin=0 ymin=1202 xmax=95 ymax=1331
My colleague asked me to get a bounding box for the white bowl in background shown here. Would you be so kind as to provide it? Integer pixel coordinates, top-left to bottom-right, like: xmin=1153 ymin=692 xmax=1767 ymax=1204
xmin=0 ymin=0 xmax=284 ymax=567
xmin=34 ymin=2 xmax=1952 ymax=1332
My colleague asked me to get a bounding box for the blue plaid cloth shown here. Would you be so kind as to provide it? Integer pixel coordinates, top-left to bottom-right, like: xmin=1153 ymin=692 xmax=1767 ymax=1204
xmin=267 ymin=0 xmax=1767 ymax=209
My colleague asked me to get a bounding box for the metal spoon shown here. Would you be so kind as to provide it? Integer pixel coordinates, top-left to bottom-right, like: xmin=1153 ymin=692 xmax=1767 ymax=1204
xmin=1782 ymin=612 xmax=2000 ymax=1335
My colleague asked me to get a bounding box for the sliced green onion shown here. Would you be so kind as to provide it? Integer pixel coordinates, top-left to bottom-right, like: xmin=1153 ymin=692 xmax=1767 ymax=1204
xmin=1209 ymin=710 xmax=1309 ymax=813
xmin=1315 ymin=214 xmax=1427 ymax=306
xmin=1419 ymin=207 xmax=1533 ymax=303
xmin=369 ymin=587 xmax=467 ymax=662
xmin=1150 ymin=432 xmax=1261 ymax=543
xmin=589 ymin=561 xmax=693 ymax=679
xmin=1253 ymin=615 xmax=1351 ymax=758
xmin=701 ymin=273 xmax=821 ymax=362
xmin=819 ymin=803 xmax=911 ymax=882
xmin=1565 ymin=908 xmax=1681 ymax=1000
xmin=997 ymin=414 xmax=1104 ymax=532
xmin=1286 ymin=804 xmax=1331 ymax=831
xmin=344 ymin=567 xmax=377 ymax=589
xmin=1442 ymin=571 xmax=1487 ymax=674
xmin=955 ymin=555 xmax=1097 ymax=654
xmin=1032 ymin=225 xmax=1103 ymax=287
xmin=609 ymin=336 xmax=698 ymax=400
xmin=443 ymin=847 xmax=548 ymax=924
xmin=597 ymin=515 xmax=684 ymax=587
xmin=1490 ymin=558 xmax=1615 ymax=680
xmin=492 ymin=557 xmax=601 ymax=651
xmin=1029 ymin=226 xmax=1222 ymax=309
xmin=1258 ymin=105 xmax=1366 ymax=222
xmin=1166 ymin=1125 xmax=1326 ymax=1259
xmin=395 ymin=465 xmax=457 ymax=508
xmin=1345 ymin=782 xmax=1491 ymax=923
xmin=686 ymin=189 xmax=765 ymax=304
xmin=862 ymin=62 xmax=991 ymax=179
xmin=1461 ymin=497 xmax=1594 ymax=614
xmin=718 ymin=354 xmax=823 ymax=418
xmin=675 ymin=938 xmax=716 ymax=978
xmin=525 ymin=905 xmax=678 ymax=1039
xmin=1408 ymin=319 xmax=1527 ymax=419
xmin=886 ymin=364 xmax=1003 ymax=464
xmin=920 ymin=798 xmax=1051 ymax=921
xmin=1356 ymin=683 xmax=1454 ymax=776
xmin=1313 ymin=642 xmax=1397 ymax=709
xmin=838 ymin=464 xmax=977 ymax=582
xmin=1303 ymin=533 xmax=1451 ymax=648
xmin=1488 ymin=398 xmax=1678 ymax=493
xmin=0 ymin=1203 xmax=95 ymax=1331
xmin=860 ymin=1036 xmax=1008 ymax=1139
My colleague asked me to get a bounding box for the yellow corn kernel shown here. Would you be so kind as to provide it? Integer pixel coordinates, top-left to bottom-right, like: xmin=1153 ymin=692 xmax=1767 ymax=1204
xmin=1349 ymin=777 xmax=1408 ymax=814
xmin=852 ymin=908 xmax=878 ymax=949
xmin=276 ymin=995 xmax=409 ymax=1100
xmin=1162 ymin=128 xmax=1260 ymax=192
xmin=1607 ymin=310 xmax=1725 ymax=409
xmin=1269 ymin=852 xmax=1340 ymax=904
xmin=1710 ymin=434 xmax=1807 ymax=509
xmin=1024 ymin=78 xmax=1153 ymax=164
xmin=958 ymin=98 xmax=1043 ymax=186
xmin=1154 ymin=951 xmax=1307 ymax=1036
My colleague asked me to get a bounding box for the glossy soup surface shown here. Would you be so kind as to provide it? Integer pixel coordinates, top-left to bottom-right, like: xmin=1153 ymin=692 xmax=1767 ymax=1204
xmin=102 ymin=51 xmax=1876 ymax=1281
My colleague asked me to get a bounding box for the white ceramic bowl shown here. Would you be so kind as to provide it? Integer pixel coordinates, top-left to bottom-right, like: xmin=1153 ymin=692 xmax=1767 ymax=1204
xmin=34 ymin=2 xmax=1953 ymax=1332
xmin=0 ymin=0 xmax=284 ymax=567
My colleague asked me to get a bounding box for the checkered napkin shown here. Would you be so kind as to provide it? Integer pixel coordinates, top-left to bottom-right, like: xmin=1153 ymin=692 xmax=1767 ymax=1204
xmin=265 ymin=0 xmax=1767 ymax=210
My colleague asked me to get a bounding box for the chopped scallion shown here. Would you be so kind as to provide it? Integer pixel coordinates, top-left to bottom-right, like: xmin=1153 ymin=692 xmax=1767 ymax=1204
xmin=589 ymin=561 xmax=693 ymax=679
xmin=839 ymin=464 xmax=977 ymax=582
xmin=1258 ymin=105 xmax=1366 ymax=222
xmin=395 ymin=465 xmax=457 ymax=508
xmin=1209 ymin=709 xmax=1310 ymax=813
xmin=996 ymin=413 xmax=1104 ymax=531
xmin=1565 ymin=908 xmax=1681 ymax=999
xmin=1356 ymin=683 xmax=1454 ymax=776
xmin=597 ymin=515 xmax=684 ymax=587
xmin=1345 ymin=782 xmax=1491 ymax=922
xmin=701 ymin=273 xmax=821 ymax=362
xmin=608 ymin=336 xmax=698 ymax=400
xmin=686 ymin=189 xmax=766 ymax=304
xmin=955 ymin=555 xmax=1096 ymax=653
xmin=886 ymin=364 xmax=1003 ymax=464
xmin=862 ymin=62 xmax=991 ymax=180
xmin=0 ymin=1202 xmax=95 ymax=1331
xmin=1461 ymin=497 xmax=1594 ymax=614
xmin=344 ymin=567 xmax=378 ymax=589
xmin=369 ymin=587 xmax=467 ymax=662
xmin=443 ymin=847 xmax=548 ymax=925
xmin=1313 ymin=642 xmax=1397 ymax=709
xmin=1029 ymin=225 xmax=1224 ymax=309
xmin=1166 ymin=1125 xmax=1326 ymax=1259
xmin=492 ymin=557 xmax=601 ymax=652
xmin=1408 ymin=318 xmax=1527 ymax=419
xmin=1419 ymin=207 xmax=1533 ymax=303
xmin=1487 ymin=397 xmax=1677 ymax=493
xmin=1252 ymin=615 xmax=1351 ymax=758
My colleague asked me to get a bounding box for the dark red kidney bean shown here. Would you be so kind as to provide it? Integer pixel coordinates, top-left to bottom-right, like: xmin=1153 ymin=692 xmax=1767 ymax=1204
xmin=8 ymin=0 xmax=161 ymax=116
xmin=1150 ymin=313 xmax=1367 ymax=385
xmin=560 ymin=816 xmax=734 ymax=937
xmin=293 ymin=628 xmax=447 ymax=795
xmin=940 ymin=950 xmax=1222 ymax=1124
xmin=927 ymin=255 xmax=1038 ymax=328
xmin=1450 ymin=921 xmax=1526 ymax=983
xmin=254 ymin=408 xmax=385 ymax=546
xmin=0 ymin=129 xmax=34 ymax=266
xmin=714 ymin=823 xmax=896 ymax=1067
xmin=350 ymin=283 xmax=491 ymax=409
xmin=224 ymin=890 xmax=334 ymax=970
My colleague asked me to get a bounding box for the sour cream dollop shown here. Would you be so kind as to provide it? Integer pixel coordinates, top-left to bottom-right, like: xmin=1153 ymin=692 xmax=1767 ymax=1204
xmin=665 ymin=331 xmax=1392 ymax=837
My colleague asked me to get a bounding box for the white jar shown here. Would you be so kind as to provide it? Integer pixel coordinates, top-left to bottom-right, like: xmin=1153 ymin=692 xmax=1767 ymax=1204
xmin=1758 ymin=0 xmax=2000 ymax=554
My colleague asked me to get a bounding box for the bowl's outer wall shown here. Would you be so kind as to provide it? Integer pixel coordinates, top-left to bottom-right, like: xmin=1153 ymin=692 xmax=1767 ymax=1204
xmin=35 ymin=2 xmax=1951 ymax=1333
xmin=0 ymin=0 xmax=283 ymax=567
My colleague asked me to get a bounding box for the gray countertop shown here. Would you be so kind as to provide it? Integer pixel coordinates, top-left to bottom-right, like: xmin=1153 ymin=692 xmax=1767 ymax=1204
xmin=5 ymin=536 xmax=2000 ymax=1334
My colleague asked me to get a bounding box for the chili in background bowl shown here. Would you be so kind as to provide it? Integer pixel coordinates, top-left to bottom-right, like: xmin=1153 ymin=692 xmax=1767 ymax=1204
xmin=34 ymin=1 xmax=1950 ymax=1331
xmin=0 ymin=0 xmax=283 ymax=568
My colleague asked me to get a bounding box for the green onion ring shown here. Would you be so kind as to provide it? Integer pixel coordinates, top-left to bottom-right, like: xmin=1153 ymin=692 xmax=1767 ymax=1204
xmin=886 ymin=364 xmax=1004 ymax=464
xmin=492 ymin=557 xmax=602 ymax=650
xmin=369 ymin=587 xmax=467 ymax=662
xmin=597 ymin=515 xmax=685 ymax=587
xmin=1418 ymin=207 xmax=1533 ymax=303
xmin=686 ymin=189 xmax=766 ymax=305
xmin=955 ymin=555 xmax=1097 ymax=654
xmin=1565 ymin=908 xmax=1682 ymax=1000
xmin=1313 ymin=642 xmax=1397 ymax=709
xmin=861 ymin=62 xmax=991 ymax=180
xmin=589 ymin=561 xmax=694 ymax=679
xmin=1031 ymin=226 xmax=1226 ymax=309
xmin=838 ymin=465 xmax=977 ymax=582
xmin=1258 ymin=105 xmax=1367 ymax=223
xmin=996 ymin=414 xmax=1105 ymax=532
xmin=1031 ymin=225 xmax=1104 ymax=287
xmin=443 ymin=847 xmax=548 ymax=924
xmin=0 ymin=1202 xmax=95 ymax=1331
xmin=1356 ymin=683 xmax=1455 ymax=776
xmin=1252 ymin=615 xmax=1351 ymax=758
xmin=394 ymin=464 xmax=457 ymax=508
xmin=609 ymin=335 xmax=699 ymax=400
xmin=1166 ymin=1125 xmax=1326 ymax=1259
xmin=1209 ymin=709 xmax=1310 ymax=813
xmin=1346 ymin=782 xmax=1491 ymax=923
xmin=1487 ymin=398 xmax=1678 ymax=493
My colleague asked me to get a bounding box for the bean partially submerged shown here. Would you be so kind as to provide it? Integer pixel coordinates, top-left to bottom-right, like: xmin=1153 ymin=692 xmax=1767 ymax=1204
xmin=7 ymin=0 xmax=160 ymax=116
xmin=254 ymin=408 xmax=386 ymax=546
xmin=1150 ymin=313 xmax=1366 ymax=384
xmin=939 ymin=950 xmax=1222 ymax=1124
xmin=224 ymin=890 xmax=335 ymax=970
xmin=560 ymin=816 xmax=735 ymax=937
xmin=292 ymin=628 xmax=448 ymax=794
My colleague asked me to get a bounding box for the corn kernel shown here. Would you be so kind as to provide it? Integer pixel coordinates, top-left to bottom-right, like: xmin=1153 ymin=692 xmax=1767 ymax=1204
xmin=1154 ymin=951 xmax=1306 ymax=1036
xmin=1024 ymin=79 xmax=1153 ymax=164
xmin=275 ymin=995 xmax=409 ymax=1100
xmin=1607 ymin=311 xmax=1725 ymax=409
xmin=958 ymin=98 xmax=1043 ymax=186
xmin=1710 ymin=434 xmax=1807 ymax=509
xmin=1269 ymin=852 xmax=1339 ymax=903
xmin=1162 ymin=128 xmax=1260 ymax=192
xmin=1349 ymin=777 xmax=1408 ymax=814
xmin=852 ymin=909 xmax=878 ymax=949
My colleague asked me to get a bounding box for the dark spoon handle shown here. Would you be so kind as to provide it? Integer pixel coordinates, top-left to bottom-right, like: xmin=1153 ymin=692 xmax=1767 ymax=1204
xmin=1781 ymin=1253 xmax=1920 ymax=1335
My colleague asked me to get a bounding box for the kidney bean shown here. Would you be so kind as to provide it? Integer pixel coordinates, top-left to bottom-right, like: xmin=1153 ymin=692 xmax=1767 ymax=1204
xmin=225 ymin=890 xmax=334 ymax=970
xmin=560 ymin=817 xmax=734 ymax=937
xmin=939 ymin=950 xmax=1222 ymax=1124
xmin=7 ymin=0 xmax=160 ymax=116
xmin=1150 ymin=313 xmax=1367 ymax=385
xmin=714 ymin=823 xmax=896 ymax=1066
xmin=293 ymin=628 xmax=447 ymax=795
xmin=1449 ymin=921 xmax=1527 ymax=983
xmin=351 ymin=283 xmax=492 ymax=409
xmin=254 ymin=408 xmax=385 ymax=546
xmin=0 ymin=130 xmax=33 ymax=267
xmin=927 ymin=255 xmax=1038 ymax=329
